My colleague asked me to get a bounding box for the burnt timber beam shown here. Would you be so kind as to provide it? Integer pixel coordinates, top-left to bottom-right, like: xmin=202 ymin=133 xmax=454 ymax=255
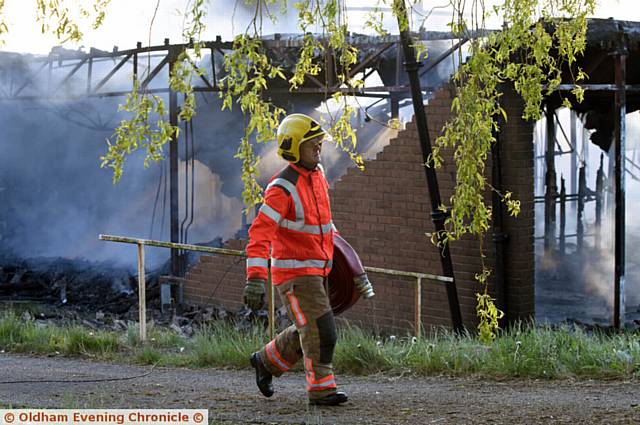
xmin=335 ymin=42 xmax=395 ymax=88
xmin=140 ymin=56 xmax=170 ymax=90
xmin=53 ymin=57 xmax=88 ymax=94
xmin=9 ymin=33 xmax=488 ymax=68
xmin=86 ymin=57 xmax=93 ymax=93
xmin=570 ymin=112 xmax=578 ymax=198
xmin=395 ymin=0 xmax=463 ymax=333
xmin=185 ymin=57 xmax=215 ymax=90
xmin=46 ymin=40 xmax=233 ymax=61
xmin=12 ymin=60 xmax=48 ymax=97
xmin=209 ymin=48 xmax=218 ymax=89
xmin=133 ymin=42 xmax=141 ymax=80
xmin=92 ymin=54 xmax=133 ymax=93
xmin=0 ymin=85 xmax=433 ymax=101
xmin=553 ymin=110 xmax=575 ymax=153
xmin=419 ymin=37 xmax=468 ymax=78
xmin=613 ymin=41 xmax=627 ymax=329
xmin=548 ymin=84 xmax=640 ymax=91
xmin=544 ymin=107 xmax=557 ymax=252
xmin=1 ymin=37 xmax=446 ymax=101
xmin=584 ymin=49 xmax=608 ymax=75
xmin=306 ymin=74 xmax=326 ymax=89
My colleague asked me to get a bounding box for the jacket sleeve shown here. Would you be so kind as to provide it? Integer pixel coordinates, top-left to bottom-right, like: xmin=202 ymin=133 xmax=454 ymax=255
xmin=320 ymin=169 xmax=340 ymax=237
xmin=245 ymin=186 xmax=291 ymax=280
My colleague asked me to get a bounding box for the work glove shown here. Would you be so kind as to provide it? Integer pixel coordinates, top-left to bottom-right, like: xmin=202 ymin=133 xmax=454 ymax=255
xmin=243 ymin=278 xmax=266 ymax=311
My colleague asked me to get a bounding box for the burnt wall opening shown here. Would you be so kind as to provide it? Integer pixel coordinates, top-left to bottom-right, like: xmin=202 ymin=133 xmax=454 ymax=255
xmin=534 ymin=107 xmax=640 ymax=326
xmin=533 ymin=19 xmax=640 ymax=326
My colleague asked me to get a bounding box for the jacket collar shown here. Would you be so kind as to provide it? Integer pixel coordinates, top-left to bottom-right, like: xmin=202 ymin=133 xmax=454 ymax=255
xmin=289 ymin=162 xmax=318 ymax=177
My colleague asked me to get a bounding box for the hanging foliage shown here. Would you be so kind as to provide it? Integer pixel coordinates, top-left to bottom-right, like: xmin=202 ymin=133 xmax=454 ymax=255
xmin=35 ymin=0 xmax=111 ymax=43
xmin=100 ymin=0 xmax=208 ymax=182
xmin=431 ymin=0 xmax=594 ymax=341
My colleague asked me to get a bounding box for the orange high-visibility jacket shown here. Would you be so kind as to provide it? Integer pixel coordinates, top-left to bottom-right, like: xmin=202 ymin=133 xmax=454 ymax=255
xmin=246 ymin=163 xmax=337 ymax=285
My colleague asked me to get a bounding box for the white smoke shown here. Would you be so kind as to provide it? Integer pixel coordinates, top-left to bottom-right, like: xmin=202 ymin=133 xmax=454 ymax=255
xmin=177 ymin=159 xmax=244 ymax=242
xmin=535 ymin=108 xmax=640 ymax=325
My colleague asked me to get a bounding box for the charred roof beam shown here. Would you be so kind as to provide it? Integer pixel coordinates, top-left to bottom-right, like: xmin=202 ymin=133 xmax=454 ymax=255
xmin=419 ymin=37 xmax=468 ymax=78
xmin=12 ymin=60 xmax=48 ymax=98
xmin=92 ymin=54 xmax=132 ymax=93
xmin=332 ymin=42 xmax=395 ymax=90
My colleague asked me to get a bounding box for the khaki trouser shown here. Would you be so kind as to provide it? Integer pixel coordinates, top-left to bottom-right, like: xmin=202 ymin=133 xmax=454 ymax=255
xmin=259 ymin=275 xmax=338 ymax=400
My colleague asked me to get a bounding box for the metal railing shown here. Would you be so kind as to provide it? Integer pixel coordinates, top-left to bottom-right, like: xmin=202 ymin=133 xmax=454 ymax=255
xmin=99 ymin=234 xmax=453 ymax=341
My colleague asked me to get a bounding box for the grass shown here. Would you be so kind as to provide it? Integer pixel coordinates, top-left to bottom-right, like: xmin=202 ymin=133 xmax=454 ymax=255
xmin=1 ymin=309 xmax=639 ymax=380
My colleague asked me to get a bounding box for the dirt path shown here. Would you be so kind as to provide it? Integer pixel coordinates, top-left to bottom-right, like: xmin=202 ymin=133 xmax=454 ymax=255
xmin=1 ymin=354 xmax=639 ymax=424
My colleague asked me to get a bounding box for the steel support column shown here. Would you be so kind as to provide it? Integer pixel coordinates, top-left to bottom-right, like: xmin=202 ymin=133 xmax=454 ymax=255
xmin=394 ymin=0 xmax=463 ymax=332
xmin=613 ymin=48 xmax=627 ymax=329
xmin=544 ymin=107 xmax=557 ymax=252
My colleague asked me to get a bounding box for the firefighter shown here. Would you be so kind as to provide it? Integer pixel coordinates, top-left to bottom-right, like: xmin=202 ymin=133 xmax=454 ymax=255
xmin=243 ymin=113 xmax=347 ymax=406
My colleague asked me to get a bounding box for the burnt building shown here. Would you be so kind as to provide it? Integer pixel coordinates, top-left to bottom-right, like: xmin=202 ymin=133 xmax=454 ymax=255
xmin=1 ymin=19 xmax=639 ymax=333
xmin=182 ymin=18 xmax=640 ymax=333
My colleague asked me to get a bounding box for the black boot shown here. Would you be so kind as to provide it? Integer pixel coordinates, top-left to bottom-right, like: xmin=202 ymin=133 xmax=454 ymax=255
xmin=309 ymin=391 xmax=348 ymax=406
xmin=250 ymin=352 xmax=274 ymax=398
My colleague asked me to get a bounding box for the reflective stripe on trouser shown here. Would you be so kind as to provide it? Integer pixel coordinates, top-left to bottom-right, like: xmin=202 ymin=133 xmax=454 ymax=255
xmin=258 ymin=275 xmax=338 ymax=399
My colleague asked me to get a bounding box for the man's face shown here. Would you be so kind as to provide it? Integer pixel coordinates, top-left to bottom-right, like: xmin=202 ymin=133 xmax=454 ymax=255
xmin=298 ymin=135 xmax=323 ymax=170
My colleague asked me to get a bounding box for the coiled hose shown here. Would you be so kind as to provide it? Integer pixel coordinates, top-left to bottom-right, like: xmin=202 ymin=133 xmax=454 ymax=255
xmin=328 ymin=235 xmax=374 ymax=315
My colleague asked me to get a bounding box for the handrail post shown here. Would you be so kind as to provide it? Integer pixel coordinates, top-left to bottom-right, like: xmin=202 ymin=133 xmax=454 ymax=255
xmin=414 ymin=277 xmax=422 ymax=338
xmin=137 ymin=242 xmax=147 ymax=342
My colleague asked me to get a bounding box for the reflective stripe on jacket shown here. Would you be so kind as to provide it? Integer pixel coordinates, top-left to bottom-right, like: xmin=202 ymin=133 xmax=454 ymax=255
xmin=246 ymin=163 xmax=335 ymax=285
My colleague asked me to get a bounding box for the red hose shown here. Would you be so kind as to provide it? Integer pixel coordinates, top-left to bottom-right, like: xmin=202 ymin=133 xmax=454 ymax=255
xmin=327 ymin=235 xmax=363 ymax=315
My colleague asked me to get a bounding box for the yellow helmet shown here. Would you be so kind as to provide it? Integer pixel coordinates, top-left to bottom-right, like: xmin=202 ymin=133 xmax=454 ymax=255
xmin=276 ymin=113 xmax=326 ymax=163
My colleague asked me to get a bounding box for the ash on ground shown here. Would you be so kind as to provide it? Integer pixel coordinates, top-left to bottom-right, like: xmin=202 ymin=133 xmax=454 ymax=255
xmin=535 ymin=230 xmax=640 ymax=328
xmin=0 ymin=254 xmax=288 ymax=335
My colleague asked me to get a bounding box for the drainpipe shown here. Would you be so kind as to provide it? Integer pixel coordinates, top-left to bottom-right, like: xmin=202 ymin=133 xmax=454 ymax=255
xmin=394 ymin=0 xmax=463 ymax=333
xmin=491 ymin=120 xmax=508 ymax=324
xmin=168 ymin=42 xmax=182 ymax=278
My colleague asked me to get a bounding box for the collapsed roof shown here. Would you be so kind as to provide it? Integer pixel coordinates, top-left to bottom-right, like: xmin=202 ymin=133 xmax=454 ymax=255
xmin=544 ymin=18 xmax=640 ymax=152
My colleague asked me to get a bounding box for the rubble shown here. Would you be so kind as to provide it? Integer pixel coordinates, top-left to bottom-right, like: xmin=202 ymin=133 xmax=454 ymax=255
xmin=1 ymin=301 xmax=290 ymax=336
xmin=0 ymin=255 xmax=140 ymax=312
xmin=0 ymin=254 xmax=292 ymax=335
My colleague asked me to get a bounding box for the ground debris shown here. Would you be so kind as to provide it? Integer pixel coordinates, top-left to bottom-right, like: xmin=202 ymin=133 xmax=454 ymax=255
xmin=0 ymin=254 xmax=292 ymax=334
xmin=0 ymin=255 xmax=140 ymax=311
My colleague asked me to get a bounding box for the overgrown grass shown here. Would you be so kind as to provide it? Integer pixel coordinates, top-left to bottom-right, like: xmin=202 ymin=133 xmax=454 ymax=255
xmin=0 ymin=312 xmax=119 ymax=356
xmin=1 ymin=310 xmax=639 ymax=380
xmin=334 ymin=323 xmax=640 ymax=379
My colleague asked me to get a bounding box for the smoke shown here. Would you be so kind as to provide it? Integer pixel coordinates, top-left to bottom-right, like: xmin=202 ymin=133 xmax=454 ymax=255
xmin=177 ymin=158 xmax=244 ymax=241
xmin=0 ymin=50 xmax=251 ymax=270
xmin=0 ymin=96 xmax=248 ymax=270
xmin=535 ymin=109 xmax=640 ymax=325
xmin=0 ymin=24 xmax=462 ymax=273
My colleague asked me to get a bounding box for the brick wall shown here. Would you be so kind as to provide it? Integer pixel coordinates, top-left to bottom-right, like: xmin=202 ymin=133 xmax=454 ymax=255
xmin=182 ymin=83 xmax=534 ymax=334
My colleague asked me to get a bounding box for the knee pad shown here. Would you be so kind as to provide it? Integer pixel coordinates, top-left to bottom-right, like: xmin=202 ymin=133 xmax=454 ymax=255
xmin=316 ymin=311 xmax=337 ymax=364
